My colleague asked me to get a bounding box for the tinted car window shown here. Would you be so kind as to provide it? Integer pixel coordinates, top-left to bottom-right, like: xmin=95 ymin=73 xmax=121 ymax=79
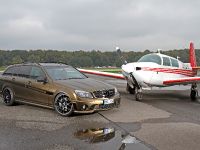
xmin=18 ymin=65 xmax=32 ymax=78
xmin=3 ymin=67 xmax=14 ymax=75
xmin=3 ymin=66 xmax=21 ymax=76
xmin=163 ymin=57 xmax=171 ymax=66
xmin=30 ymin=66 xmax=45 ymax=79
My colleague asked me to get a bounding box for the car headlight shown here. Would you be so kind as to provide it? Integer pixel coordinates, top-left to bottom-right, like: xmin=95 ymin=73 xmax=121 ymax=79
xmin=75 ymin=90 xmax=93 ymax=98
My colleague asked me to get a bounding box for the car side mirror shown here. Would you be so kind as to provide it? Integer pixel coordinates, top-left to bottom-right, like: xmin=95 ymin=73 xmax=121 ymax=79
xmin=37 ymin=76 xmax=48 ymax=83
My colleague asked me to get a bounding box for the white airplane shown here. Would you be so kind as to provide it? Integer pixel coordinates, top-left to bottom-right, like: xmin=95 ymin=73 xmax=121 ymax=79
xmin=119 ymin=42 xmax=200 ymax=101
xmin=80 ymin=42 xmax=200 ymax=101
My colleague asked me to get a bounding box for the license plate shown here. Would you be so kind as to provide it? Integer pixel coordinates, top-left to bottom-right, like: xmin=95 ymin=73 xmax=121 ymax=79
xmin=103 ymin=99 xmax=114 ymax=105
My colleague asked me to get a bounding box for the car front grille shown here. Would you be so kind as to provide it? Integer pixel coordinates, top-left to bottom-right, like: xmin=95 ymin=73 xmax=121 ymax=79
xmin=93 ymin=89 xmax=115 ymax=98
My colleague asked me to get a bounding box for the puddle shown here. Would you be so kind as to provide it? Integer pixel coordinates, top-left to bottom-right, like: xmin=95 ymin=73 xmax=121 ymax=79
xmin=74 ymin=127 xmax=151 ymax=150
xmin=74 ymin=127 xmax=115 ymax=143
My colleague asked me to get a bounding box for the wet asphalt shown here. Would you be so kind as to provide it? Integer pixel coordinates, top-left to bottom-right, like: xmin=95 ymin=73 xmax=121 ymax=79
xmin=0 ymin=73 xmax=200 ymax=150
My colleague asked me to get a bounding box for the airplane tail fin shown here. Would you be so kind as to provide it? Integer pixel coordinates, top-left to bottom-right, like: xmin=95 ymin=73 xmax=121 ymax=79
xmin=189 ymin=42 xmax=197 ymax=68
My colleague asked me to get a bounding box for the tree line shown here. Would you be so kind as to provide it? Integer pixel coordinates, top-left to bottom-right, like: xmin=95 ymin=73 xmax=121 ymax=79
xmin=0 ymin=49 xmax=200 ymax=67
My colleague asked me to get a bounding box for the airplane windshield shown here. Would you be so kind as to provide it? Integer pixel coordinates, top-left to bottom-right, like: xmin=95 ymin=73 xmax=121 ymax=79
xmin=138 ymin=54 xmax=161 ymax=65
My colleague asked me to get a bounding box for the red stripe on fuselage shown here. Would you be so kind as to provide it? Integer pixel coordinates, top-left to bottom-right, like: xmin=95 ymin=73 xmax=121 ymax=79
xmin=142 ymin=67 xmax=196 ymax=77
xmin=163 ymin=77 xmax=200 ymax=84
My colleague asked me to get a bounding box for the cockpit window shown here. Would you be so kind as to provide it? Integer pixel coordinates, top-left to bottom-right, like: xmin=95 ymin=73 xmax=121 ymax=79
xmin=163 ymin=57 xmax=171 ymax=66
xmin=170 ymin=58 xmax=179 ymax=67
xmin=138 ymin=54 xmax=161 ymax=65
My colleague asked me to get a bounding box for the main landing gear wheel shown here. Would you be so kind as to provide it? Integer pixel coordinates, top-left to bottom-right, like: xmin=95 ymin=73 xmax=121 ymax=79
xmin=190 ymin=90 xmax=197 ymax=101
xmin=54 ymin=93 xmax=74 ymax=116
xmin=126 ymin=83 xmax=135 ymax=94
xmin=190 ymin=83 xmax=198 ymax=101
xmin=2 ymin=87 xmax=15 ymax=106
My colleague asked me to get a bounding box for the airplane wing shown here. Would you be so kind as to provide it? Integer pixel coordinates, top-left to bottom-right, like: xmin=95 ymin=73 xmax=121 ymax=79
xmin=78 ymin=69 xmax=125 ymax=79
xmin=163 ymin=77 xmax=200 ymax=85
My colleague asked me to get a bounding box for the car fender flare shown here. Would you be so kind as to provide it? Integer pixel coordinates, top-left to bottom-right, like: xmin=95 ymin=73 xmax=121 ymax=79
xmin=53 ymin=91 xmax=75 ymax=104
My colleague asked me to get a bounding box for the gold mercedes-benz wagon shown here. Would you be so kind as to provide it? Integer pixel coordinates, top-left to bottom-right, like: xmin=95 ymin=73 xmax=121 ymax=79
xmin=0 ymin=63 xmax=120 ymax=116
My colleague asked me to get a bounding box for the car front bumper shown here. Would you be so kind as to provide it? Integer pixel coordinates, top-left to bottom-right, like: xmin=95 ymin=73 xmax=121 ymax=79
xmin=73 ymin=94 xmax=121 ymax=113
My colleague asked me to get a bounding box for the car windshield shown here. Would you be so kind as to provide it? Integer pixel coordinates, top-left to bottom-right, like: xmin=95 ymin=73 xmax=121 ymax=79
xmin=45 ymin=66 xmax=87 ymax=80
xmin=138 ymin=54 xmax=161 ymax=65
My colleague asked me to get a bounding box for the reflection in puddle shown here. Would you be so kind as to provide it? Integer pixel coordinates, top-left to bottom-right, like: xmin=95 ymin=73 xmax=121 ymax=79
xmin=74 ymin=127 xmax=143 ymax=149
xmin=74 ymin=127 xmax=115 ymax=143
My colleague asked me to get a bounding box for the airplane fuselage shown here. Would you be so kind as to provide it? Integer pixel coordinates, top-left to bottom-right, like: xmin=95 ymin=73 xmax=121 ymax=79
xmin=122 ymin=53 xmax=196 ymax=88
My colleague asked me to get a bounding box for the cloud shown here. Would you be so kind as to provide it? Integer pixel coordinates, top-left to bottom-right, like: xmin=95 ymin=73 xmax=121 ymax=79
xmin=0 ymin=0 xmax=200 ymax=50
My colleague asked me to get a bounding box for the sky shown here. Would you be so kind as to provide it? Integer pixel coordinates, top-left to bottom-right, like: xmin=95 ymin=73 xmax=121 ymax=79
xmin=0 ymin=0 xmax=200 ymax=51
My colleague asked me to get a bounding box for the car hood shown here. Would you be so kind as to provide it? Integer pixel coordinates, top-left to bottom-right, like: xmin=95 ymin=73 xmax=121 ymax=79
xmin=55 ymin=78 xmax=115 ymax=92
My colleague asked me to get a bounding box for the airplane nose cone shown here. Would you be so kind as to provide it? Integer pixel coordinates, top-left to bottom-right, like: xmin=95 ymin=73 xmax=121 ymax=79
xmin=122 ymin=63 xmax=135 ymax=73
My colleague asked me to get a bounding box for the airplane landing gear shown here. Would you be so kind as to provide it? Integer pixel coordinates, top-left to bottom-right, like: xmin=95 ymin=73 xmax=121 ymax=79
xmin=129 ymin=73 xmax=143 ymax=101
xmin=126 ymin=83 xmax=135 ymax=94
xmin=190 ymin=83 xmax=198 ymax=101
xmin=135 ymin=87 xmax=142 ymax=101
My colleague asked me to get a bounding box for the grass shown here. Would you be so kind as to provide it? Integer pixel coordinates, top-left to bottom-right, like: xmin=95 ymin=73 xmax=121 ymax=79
xmin=83 ymin=67 xmax=122 ymax=74
xmin=0 ymin=66 xmax=6 ymax=71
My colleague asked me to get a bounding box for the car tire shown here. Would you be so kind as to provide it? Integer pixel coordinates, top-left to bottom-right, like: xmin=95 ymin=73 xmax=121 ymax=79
xmin=54 ymin=93 xmax=74 ymax=116
xmin=2 ymin=87 xmax=15 ymax=106
xmin=126 ymin=83 xmax=135 ymax=94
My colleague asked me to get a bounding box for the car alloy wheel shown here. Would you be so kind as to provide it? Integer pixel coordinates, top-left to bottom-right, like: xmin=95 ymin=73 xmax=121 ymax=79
xmin=2 ymin=87 xmax=15 ymax=106
xmin=54 ymin=93 xmax=73 ymax=116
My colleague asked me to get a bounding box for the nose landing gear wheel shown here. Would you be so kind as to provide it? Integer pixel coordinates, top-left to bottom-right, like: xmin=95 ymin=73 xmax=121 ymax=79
xmin=135 ymin=88 xmax=142 ymax=101
xmin=126 ymin=83 xmax=135 ymax=94
xmin=135 ymin=92 xmax=142 ymax=101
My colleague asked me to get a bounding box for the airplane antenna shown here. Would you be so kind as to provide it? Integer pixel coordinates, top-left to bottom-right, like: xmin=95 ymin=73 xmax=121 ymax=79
xmin=116 ymin=47 xmax=127 ymax=64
